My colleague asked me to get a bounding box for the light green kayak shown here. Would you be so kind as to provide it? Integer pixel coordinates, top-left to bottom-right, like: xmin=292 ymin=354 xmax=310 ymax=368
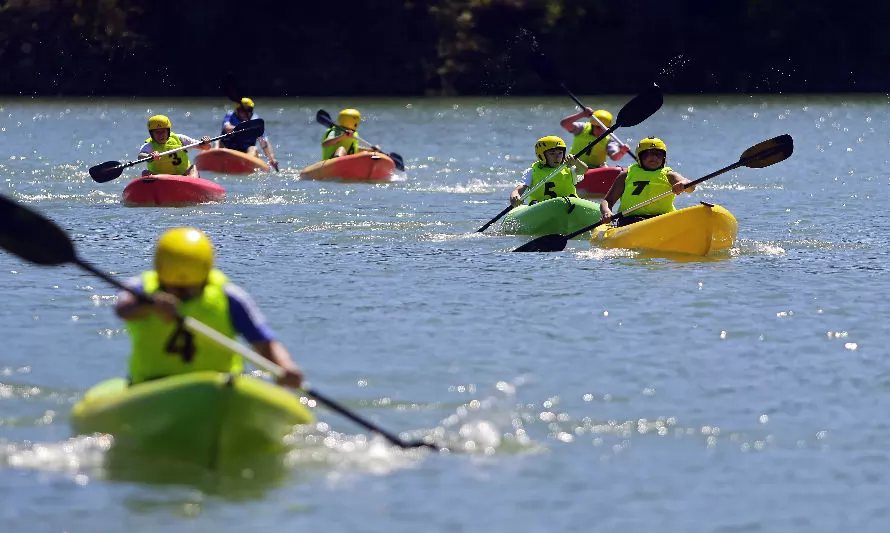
xmin=72 ymin=371 xmax=314 ymax=470
xmin=502 ymin=196 xmax=602 ymax=236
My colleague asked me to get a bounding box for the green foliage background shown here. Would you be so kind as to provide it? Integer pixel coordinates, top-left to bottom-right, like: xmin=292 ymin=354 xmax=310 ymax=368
xmin=1 ymin=0 xmax=885 ymax=96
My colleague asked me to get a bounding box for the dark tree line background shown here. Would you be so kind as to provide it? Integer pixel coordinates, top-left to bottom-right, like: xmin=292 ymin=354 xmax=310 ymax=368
xmin=1 ymin=0 xmax=888 ymax=97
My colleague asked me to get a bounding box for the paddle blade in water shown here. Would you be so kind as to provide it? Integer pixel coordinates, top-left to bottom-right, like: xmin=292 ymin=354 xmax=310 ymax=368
xmin=740 ymin=134 xmax=794 ymax=168
xmin=0 ymin=195 xmax=76 ymax=265
xmin=389 ymin=152 xmax=405 ymax=171
xmin=512 ymin=233 xmax=570 ymax=253
xmin=615 ymin=84 xmax=663 ymax=128
xmin=89 ymin=160 xmax=125 ymax=183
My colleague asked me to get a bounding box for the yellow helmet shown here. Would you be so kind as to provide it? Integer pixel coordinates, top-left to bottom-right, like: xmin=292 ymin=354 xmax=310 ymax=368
xmin=236 ymin=97 xmax=255 ymax=112
xmin=337 ymin=108 xmax=361 ymax=130
xmin=592 ymin=109 xmax=613 ymax=128
xmin=636 ymin=137 xmax=667 ymax=160
xmin=147 ymin=115 xmax=171 ymax=131
xmin=154 ymin=227 xmax=214 ymax=287
xmin=534 ymin=135 xmax=567 ymax=162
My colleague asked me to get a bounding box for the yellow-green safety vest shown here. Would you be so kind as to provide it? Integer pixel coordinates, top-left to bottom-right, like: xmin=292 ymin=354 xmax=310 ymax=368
xmin=321 ymin=127 xmax=358 ymax=160
xmin=526 ymin=162 xmax=578 ymax=204
xmin=127 ymin=269 xmax=243 ymax=384
xmin=144 ymin=132 xmax=190 ymax=175
xmin=617 ymin=164 xmax=676 ymax=216
xmin=569 ymin=122 xmax=609 ymax=167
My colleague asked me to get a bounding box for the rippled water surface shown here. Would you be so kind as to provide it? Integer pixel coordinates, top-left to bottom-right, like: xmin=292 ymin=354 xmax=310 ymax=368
xmin=2 ymin=94 xmax=890 ymax=532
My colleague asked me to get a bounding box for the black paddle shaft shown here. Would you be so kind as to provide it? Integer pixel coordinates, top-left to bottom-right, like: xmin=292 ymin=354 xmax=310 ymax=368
xmin=528 ymin=51 xmax=638 ymax=162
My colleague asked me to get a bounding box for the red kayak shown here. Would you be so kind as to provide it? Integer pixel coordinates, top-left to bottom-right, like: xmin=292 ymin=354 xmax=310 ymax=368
xmin=121 ymin=174 xmax=226 ymax=207
xmin=194 ymin=148 xmax=270 ymax=174
xmin=576 ymin=167 xmax=622 ymax=197
xmin=299 ymin=152 xmax=395 ymax=182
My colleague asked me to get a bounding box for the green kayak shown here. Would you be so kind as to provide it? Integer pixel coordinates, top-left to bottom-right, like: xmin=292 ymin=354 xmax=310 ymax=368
xmin=72 ymin=371 xmax=314 ymax=471
xmin=501 ymin=196 xmax=602 ymax=236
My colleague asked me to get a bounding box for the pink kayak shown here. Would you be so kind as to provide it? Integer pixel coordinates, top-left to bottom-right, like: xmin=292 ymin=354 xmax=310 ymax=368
xmin=299 ymin=152 xmax=395 ymax=182
xmin=194 ymin=148 xmax=270 ymax=174
xmin=576 ymin=167 xmax=622 ymax=197
xmin=121 ymin=174 xmax=226 ymax=207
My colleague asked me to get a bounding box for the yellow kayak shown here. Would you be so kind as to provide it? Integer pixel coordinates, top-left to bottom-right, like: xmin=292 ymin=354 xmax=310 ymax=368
xmin=591 ymin=202 xmax=737 ymax=255
xmin=72 ymin=371 xmax=314 ymax=470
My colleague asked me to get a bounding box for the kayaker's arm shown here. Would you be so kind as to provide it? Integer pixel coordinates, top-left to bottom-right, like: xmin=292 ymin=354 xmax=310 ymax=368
xmin=195 ymin=136 xmax=212 ymax=151
xmin=560 ymin=107 xmax=592 ymax=135
xmin=115 ymin=289 xmax=179 ymax=321
xmin=259 ymin=137 xmax=277 ymax=166
xmin=510 ymin=184 xmax=527 ymax=206
xmin=668 ymin=171 xmax=696 ymax=194
xmin=358 ymin=143 xmax=382 ymax=153
xmin=179 ymin=135 xmax=212 ymax=152
xmin=566 ymin=153 xmax=588 ymax=174
xmin=251 ymin=340 xmax=304 ymax=389
xmin=510 ymin=167 xmax=534 ymax=206
xmin=138 ymin=142 xmax=160 ymax=161
xmin=172 ymin=135 xmax=212 ymax=153
xmin=599 ymin=169 xmax=628 ymax=222
xmin=607 ymin=138 xmax=632 ymax=161
xmin=224 ymin=283 xmax=302 ymax=388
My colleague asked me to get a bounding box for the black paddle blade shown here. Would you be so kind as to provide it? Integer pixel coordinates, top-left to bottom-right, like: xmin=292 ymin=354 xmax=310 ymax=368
xmin=89 ymin=160 xmax=125 ymax=183
xmin=0 ymin=195 xmax=76 ymax=266
xmin=615 ymin=84 xmax=663 ymax=128
xmin=512 ymin=233 xmax=569 ymax=253
xmin=389 ymin=152 xmax=405 ymax=171
xmin=316 ymin=109 xmax=334 ymax=127
xmin=234 ymin=118 xmax=264 ymax=138
xmin=741 ymin=134 xmax=793 ymax=168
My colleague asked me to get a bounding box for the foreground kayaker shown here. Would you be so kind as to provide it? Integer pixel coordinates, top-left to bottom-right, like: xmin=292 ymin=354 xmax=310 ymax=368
xmin=510 ymin=136 xmax=588 ymax=206
xmin=600 ymin=137 xmax=696 ymax=226
xmin=217 ymin=97 xmax=279 ymax=170
xmin=322 ymin=108 xmax=381 ymax=159
xmin=560 ymin=107 xmax=631 ymax=167
xmin=138 ymin=115 xmax=211 ymax=177
xmin=114 ymin=227 xmax=304 ymax=388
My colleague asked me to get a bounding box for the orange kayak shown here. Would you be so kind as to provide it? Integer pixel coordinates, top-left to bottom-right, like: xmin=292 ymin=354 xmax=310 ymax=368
xmin=122 ymin=174 xmax=225 ymax=207
xmin=299 ymin=152 xmax=395 ymax=182
xmin=575 ymin=167 xmax=621 ymax=197
xmin=194 ymin=148 xmax=270 ymax=174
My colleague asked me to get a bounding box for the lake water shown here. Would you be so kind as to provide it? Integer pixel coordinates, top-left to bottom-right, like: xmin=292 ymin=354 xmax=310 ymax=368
xmin=1 ymin=94 xmax=890 ymax=532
